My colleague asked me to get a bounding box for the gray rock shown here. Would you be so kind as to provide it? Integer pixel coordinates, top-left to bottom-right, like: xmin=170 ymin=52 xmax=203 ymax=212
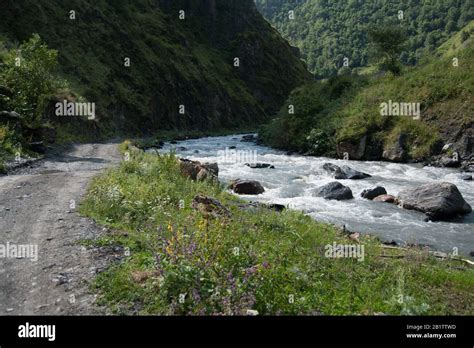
xmin=383 ymin=134 xmax=407 ymax=162
xmin=322 ymin=163 xmax=371 ymax=179
xmin=361 ymin=187 xmax=387 ymax=200
xmin=439 ymin=156 xmax=460 ymax=168
xmin=313 ymin=182 xmax=353 ymax=200
xmin=179 ymin=159 xmax=218 ymax=182
xmin=397 ymin=182 xmax=472 ymax=220
xmin=461 ymin=174 xmax=472 ymax=181
xmin=337 ymin=135 xmax=367 ymax=160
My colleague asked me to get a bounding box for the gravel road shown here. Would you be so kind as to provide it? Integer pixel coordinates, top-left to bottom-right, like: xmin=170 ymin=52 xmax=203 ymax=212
xmin=0 ymin=143 xmax=122 ymax=315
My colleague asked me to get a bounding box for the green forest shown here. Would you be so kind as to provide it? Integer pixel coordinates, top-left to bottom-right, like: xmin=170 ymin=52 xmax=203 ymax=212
xmin=255 ymin=0 xmax=474 ymax=77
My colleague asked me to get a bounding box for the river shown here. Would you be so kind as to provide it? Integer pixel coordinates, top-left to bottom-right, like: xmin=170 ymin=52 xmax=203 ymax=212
xmin=151 ymin=134 xmax=474 ymax=256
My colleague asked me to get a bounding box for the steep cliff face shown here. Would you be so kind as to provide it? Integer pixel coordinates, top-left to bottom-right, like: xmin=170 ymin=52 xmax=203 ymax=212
xmin=0 ymin=0 xmax=309 ymax=134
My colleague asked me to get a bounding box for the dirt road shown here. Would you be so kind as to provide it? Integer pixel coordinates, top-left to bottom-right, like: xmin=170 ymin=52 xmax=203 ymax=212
xmin=0 ymin=143 xmax=122 ymax=315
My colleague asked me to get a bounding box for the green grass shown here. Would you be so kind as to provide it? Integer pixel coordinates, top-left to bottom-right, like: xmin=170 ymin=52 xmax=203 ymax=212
xmin=79 ymin=143 xmax=474 ymax=315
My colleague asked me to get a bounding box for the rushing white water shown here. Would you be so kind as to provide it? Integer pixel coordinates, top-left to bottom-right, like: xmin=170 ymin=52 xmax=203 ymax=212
xmin=153 ymin=134 xmax=474 ymax=255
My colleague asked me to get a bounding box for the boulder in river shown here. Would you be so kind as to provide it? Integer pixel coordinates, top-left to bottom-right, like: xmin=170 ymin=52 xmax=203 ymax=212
xmin=361 ymin=187 xmax=387 ymax=200
xmin=397 ymin=182 xmax=472 ymax=220
xmin=313 ymin=181 xmax=353 ymax=200
xmin=461 ymin=174 xmax=472 ymax=181
xmin=322 ymin=163 xmax=371 ymax=180
xmin=229 ymin=179 xmax=265 ymax=195
xmin=373 ymin=194 xmax=396 ymax=203
xmin=245 ymin=163 xmax=275 ymax=169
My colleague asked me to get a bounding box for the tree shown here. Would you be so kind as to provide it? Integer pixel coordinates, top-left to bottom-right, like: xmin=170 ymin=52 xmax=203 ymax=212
xmin=367 ymin=25 xmax=407 ymax=75
xmin=1 ymin=34 xmax=66 ymax=126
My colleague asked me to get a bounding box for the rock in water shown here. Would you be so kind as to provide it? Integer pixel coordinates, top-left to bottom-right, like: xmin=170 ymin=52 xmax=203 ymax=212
xmin=397 ymin=182 xmax=472 ymax=220
xmin=361 ymin=187 xmax=387 ymax=200
xmin=322 ymin=163 xmax=371 ymax=179
xmin=373 ymin=194 xmax=396 ymax=203
xmin=229 ymin=180 xmax=265 ymax=195
xmin=313 ymin=182 xmax=353 ymax=200
xmin=245 ymin=163 xmax=275 ymax=169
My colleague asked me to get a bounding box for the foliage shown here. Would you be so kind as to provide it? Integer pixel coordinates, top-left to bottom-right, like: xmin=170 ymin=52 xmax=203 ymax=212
xmin=1 ymin=34 xmax=66 ymax=126
xmin=367 ymin=25 xmax=407 ymax=75
xmin=260 ymin=75 xmax=364 ymax=154
xmin=261 ymin=29 xmax=474 ymax=161
xmin=0 ymin=0 xmax=309 ymax=134
xmin=255 ymin=0 xmax=474 ymax=77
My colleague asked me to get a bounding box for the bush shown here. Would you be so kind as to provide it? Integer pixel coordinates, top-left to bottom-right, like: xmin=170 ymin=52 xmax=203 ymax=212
xmin=1 ymin=34 xmax=67 ymax=126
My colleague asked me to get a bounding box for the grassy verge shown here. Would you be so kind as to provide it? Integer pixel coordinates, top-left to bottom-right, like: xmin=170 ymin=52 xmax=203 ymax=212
xmin=79 ymin=143 xmax=474 ymax=315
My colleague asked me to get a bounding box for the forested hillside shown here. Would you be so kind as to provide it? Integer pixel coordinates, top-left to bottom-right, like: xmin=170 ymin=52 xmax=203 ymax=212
xmin=255 ymin=0 xmax=474 ymax=77
xmin=0 ymin=0 xmax=309 ymax=135
xmin=261 ymin=21 xmax=474 ymax=163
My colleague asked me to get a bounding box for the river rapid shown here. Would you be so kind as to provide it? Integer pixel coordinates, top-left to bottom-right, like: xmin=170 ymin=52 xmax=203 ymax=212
xmin=151 ymin=134 xmax=474 ymax=256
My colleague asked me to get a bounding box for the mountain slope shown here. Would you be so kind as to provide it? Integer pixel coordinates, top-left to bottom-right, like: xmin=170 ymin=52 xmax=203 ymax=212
xmin=261 ymin=23 xmax=474 ymax=163
xmin=0 ymin=0 xmax=310 ymax=134
xmin=255 ymin=0 xmax=474 ymax=77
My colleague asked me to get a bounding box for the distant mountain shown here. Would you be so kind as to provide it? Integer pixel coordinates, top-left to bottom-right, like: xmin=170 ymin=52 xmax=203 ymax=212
xmin=0 ymin=0 xmax=310 ymax=134
xmin=255 ymin=0 xmax=474 ymax=77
